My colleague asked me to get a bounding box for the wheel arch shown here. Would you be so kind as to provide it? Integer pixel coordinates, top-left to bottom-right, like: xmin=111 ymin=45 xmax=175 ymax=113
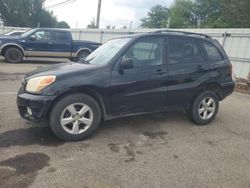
xmin=0 ymin=43 xmax=25 ymax=56
xmin=201 ymin=82 xmax=223 ymax=100
xmin=188 ymin=82 xmax=223 ymax=110
xmin=47 ymin=88 xmax=107 ymax=121
xmin=76 ymin=48 xmax=92 ymax=57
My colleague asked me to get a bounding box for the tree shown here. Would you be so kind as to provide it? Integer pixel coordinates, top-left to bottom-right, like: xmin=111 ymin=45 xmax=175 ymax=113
xmin=141 ymin=5 xmax=170 ymax=28
xmin=142 ymin=0 xmax=250 ymax=29
xmin=195 ymin=0 xmax=227 ymax=28
xmin=169 ymin=0 xmax=198 ymax=28
xmin=221 ymin=0 xmax=250 ymax=28
xmin=87 ymin=18 xmax=97 ymax=29
xmin=0 ymin=0 xmax=70 ymax=28
xmin=56 ymin=21 xmax=70 ymax=28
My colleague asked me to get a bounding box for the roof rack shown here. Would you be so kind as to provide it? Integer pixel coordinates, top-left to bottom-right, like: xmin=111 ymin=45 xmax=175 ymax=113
xmin=152 ymin=30 xmax=212 ymax=39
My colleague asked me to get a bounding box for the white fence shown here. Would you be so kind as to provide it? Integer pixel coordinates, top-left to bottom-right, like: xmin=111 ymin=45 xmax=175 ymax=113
xmin=1 ymin=26 xmax=250 ymax=79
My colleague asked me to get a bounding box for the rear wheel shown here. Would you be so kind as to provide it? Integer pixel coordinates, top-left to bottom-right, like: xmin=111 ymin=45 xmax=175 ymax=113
xmin=189 ymin=91 xmax=219 ymax=125
xmin=50 ymin=94 xmax=101 ymax=141
xmin=5 ymin=47 xmax=23 ymax=63
xmin=77 ymin=51 xmax=90 ymax=62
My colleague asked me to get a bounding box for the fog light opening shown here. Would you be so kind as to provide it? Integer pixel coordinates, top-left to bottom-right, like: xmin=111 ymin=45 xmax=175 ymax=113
xmin=27 ymin=107 xmax=33 ymax=116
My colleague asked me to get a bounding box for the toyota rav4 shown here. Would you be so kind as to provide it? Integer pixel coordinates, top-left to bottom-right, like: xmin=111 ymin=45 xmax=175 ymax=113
xmin=17 ymin=30 xmax=235 ymax=141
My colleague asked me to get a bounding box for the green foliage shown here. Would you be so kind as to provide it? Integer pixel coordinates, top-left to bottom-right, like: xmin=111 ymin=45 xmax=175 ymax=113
xmin=169 ymin=0 xmax=197 ymax=28
xmin=0 ymin=0 xmax=70 ymax=28
xmin=87 ymin=18 xmax=97 ymax=29
xmin=56 ymin=21 xmax=70 ymax=28
xmin=220 ymin=0 xmax=250 ymax=28
xmin=141 ymin=0 xmax=250 ymax=28
xmin=141 ymin=5 xmax=170 ymax=28
xmin=194 ymin=0 xmax=227 ymax=28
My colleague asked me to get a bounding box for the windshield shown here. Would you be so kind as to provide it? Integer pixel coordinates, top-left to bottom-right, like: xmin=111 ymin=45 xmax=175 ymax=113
xmin=85 ymin=38 xmax=132 ymax=65
xmin=21 ymin=29 xmax=36 ymax=37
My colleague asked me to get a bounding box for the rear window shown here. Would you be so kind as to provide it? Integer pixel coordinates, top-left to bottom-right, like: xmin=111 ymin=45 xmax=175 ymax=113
xmin=168 ymin=38 xmax=204 ymax=64
xmin=53 ymin=31 xmax=69 ymax=41
xmin=202 ymin=41 xmax=223 ymax=61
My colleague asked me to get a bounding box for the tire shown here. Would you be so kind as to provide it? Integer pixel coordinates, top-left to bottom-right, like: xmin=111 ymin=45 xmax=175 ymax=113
xmin=5 ymin=47 xmax=23 ymax=63
xmin=77 ymin=51 xmax=90 ymax=62
xmin=50 ymin=94 xmax=101 ymax=141
xmin=189 ymin=91 xmax=219 ymax=125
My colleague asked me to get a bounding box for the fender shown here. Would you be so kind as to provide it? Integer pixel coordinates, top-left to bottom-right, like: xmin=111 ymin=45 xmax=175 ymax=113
xmin=0 ymin=43 xmax=25 ymax=55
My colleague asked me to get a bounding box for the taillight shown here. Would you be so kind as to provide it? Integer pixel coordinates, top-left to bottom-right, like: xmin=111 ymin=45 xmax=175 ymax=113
xmin=230 ymin=63 xmax=236 ymax=81
xmin=230 ymin=63 xmax=232 ymax=76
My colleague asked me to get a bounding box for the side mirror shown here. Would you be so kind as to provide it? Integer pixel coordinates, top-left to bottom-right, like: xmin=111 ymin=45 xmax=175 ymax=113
xmin=120 ymin=58 xmax=134 ymax=70
xmin=30 ymin=35 xmax=36 ymax=41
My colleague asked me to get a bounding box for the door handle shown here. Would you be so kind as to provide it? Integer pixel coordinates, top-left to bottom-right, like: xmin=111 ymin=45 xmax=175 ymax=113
xmin=154 ymin=70 xmax=166 ymax=75
xmin=48 ymin=42 xmax=53 ymax=45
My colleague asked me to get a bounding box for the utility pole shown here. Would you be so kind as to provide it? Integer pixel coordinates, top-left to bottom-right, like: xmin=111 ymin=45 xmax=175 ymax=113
xmin=129 ymin=21 xmax=133 ymax=29
xmin=96 ymin=0 xmax=102 ymax=28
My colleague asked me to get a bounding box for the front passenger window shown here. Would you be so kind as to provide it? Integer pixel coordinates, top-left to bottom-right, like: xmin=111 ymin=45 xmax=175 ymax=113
xmin=123 ymin=38 xmax=164 ymax=68
xmin=34 ymin=31 xmax=51 ymax=41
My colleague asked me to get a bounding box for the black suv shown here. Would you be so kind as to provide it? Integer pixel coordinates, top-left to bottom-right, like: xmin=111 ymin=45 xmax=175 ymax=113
xmin=17 ymin=30 xmax=235 ymax=141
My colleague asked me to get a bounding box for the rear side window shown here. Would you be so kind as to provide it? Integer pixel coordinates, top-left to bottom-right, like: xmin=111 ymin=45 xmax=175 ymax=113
xmin=202 ymin=41 xmax=223 ymax=61
xmin=168 ymin=38 xmax=204 ymax=64
xmin=53 ymin=31 xmax=69 ymax=41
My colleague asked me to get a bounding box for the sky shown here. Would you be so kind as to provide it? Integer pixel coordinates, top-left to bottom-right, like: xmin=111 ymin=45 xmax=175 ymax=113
xmin=44 ymin=0 xmax=174 ymax=29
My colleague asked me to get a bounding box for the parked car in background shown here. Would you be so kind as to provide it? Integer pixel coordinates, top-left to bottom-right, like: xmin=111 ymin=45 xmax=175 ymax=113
xmin=4 ymin=30 xmax=26 ymax=37
xmin=0 ymin=28 xmax=101 ymax=63
xmin=17 ymin=30 xmax=235 ymax=141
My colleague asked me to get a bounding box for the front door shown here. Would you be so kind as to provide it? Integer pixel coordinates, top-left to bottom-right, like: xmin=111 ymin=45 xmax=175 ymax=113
xmin=110 ymin=37 xmax=168 ymax=116
xmin=24 ymin=30 xmax=53 ymax=56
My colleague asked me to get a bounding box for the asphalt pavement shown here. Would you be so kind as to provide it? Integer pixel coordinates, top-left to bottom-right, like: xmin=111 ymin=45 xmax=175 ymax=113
xmin=0 ymin=59 xmax=250 ymax=188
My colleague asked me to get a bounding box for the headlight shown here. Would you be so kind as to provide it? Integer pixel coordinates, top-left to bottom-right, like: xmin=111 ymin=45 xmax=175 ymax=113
xmin=26 ymin=76 xmax=56 ymax=93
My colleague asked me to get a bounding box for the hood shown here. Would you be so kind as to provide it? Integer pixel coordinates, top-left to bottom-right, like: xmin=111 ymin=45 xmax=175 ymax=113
xmin=25 ymin=62 xmax=99 ymax=80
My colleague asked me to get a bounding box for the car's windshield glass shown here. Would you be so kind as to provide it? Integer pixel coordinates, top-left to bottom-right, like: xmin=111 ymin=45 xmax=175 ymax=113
xmin=85 ymin=38 xmax=132 ymax=65
xmin=21 ymin=29 xmax=36 ymax=37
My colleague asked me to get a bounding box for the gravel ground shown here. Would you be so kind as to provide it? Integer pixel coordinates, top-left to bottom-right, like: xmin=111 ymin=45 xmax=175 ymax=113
xmin=0 ymin=60 xmax=250 ymax=188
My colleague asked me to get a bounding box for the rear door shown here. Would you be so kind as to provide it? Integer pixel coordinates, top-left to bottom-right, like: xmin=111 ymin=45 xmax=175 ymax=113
xmin=166 ymin=36 xmax=210 ymax=107
xmin=51 ymin=31 xmax=72 ymax=57
xmin=110 ymin=37 xmax=168 ymax=115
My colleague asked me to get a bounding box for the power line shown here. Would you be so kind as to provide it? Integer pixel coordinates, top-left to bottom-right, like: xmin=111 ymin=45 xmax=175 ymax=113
xmin=45 ymin=0 xmax=77 ymax=9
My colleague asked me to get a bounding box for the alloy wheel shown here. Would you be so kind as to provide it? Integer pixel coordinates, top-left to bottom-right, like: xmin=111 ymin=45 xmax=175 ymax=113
xmin=60 ymin=103 xmax=93 ymax=135
xmin=198 ymin=97 xmax=216 ymax=120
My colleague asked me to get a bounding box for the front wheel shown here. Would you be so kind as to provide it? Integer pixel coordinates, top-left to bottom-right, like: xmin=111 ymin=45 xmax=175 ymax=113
xmin=50 ymin=94 xmax=101 ymax=141
xmin=189 ymin=91 xmax=219 ymax=125
xmin=5 ymin=47 xmax=23 ymax=63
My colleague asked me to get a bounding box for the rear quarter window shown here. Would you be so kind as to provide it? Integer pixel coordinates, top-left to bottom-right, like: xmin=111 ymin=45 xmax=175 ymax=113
xmin=201 ymin=41 xmax=224 ymax=61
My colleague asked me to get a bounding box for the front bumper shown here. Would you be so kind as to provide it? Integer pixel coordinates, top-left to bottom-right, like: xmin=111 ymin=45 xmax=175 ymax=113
xmin=17 ymin=90 xmax=56 ymax=123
